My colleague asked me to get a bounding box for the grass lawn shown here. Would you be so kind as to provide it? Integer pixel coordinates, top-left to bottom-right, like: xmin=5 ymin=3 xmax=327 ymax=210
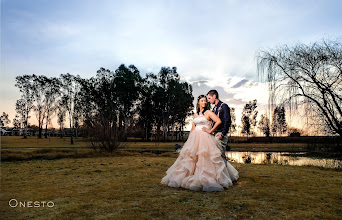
xmin=0 ymin=136 xmax=181 ymax=151
xmin=1 ymin=154 xmax=341 ymax=219
xmin=0 ymin=136 xmax=92 ymax=149
xmin=1 ymin=136 xmax=308 ymax=152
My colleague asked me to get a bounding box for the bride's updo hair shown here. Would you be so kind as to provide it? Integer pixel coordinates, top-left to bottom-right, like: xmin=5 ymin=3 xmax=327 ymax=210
xmin=196 ymin=95 xmax=210 ymax=115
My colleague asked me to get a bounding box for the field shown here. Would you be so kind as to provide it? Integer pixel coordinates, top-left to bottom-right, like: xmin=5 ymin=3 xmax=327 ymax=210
xmin=1 ymin=136 xmax=342 ymax=219
xmin=1 ymin=154 xmax=341 ymax=219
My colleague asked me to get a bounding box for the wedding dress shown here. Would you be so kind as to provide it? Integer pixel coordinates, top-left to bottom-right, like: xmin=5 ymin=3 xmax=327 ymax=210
xmin=161 ymin=112 xmax=239 ymax=191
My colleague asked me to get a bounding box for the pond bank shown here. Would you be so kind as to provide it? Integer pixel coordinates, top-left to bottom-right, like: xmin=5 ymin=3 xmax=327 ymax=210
xmin=226 ymin=151 xmax=342 ymax=169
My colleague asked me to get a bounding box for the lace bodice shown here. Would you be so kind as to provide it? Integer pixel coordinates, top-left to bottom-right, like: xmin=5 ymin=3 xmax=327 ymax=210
xmin=193 ymin=111 xmax=211 ymax=130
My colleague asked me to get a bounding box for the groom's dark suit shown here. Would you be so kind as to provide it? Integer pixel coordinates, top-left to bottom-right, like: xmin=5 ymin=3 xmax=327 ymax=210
xmin=212 ymin=100 xmax=231 ymax=136
xmin=212 ymin=100 xmax=231 ymax=167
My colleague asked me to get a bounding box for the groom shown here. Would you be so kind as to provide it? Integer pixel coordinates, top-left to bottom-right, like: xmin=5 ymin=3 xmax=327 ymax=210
xmin=207 ymin=90 xmax=231 ymax=166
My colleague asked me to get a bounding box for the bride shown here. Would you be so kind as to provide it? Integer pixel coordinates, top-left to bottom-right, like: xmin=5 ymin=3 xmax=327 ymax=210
xmin=161 ymin=95 xmax=239 ymax=191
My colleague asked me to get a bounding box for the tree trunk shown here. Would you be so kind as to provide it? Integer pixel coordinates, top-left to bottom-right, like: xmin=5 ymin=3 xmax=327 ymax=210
xmin=38 ymin=117 xmax=42 ymax=138
xmin=45 ymin=123 xmax=48 ymax=138
xmin=24 ymin=112 xmax=29 ymax=139
xmin=38 ymin=126 xmax=42 ymax=138
xmin=44 ymin=112 xmax=49 ymax=138
xmin=70 ymin=115 xmax=74 ymax=144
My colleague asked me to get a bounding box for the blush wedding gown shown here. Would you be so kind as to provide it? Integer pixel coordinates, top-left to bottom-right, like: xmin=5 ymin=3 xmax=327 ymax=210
xmin=161 ymin=112 xmax=239 ymax=191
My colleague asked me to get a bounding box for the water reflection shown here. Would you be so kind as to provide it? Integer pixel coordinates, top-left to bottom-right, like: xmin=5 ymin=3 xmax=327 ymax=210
xmin=226 ymin=151 xmax=342 ymax=169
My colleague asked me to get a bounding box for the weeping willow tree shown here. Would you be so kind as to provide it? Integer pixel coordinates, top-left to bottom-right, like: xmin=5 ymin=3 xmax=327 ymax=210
xmin=257 ymin=39 xmax=342 ymax=137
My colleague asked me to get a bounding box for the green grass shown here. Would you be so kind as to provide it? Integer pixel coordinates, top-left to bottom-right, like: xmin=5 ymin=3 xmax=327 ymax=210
xmin=1 ymin=155 xmax=341 ymax=219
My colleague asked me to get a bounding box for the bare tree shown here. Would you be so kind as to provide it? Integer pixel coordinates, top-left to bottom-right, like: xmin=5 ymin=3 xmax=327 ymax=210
xmin=257 ymin=39 xmax=342 ymax=136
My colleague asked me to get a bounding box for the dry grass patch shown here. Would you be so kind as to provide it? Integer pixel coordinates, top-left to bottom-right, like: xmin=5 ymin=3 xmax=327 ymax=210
xmin=1 ymin=136 xmax=91 ymax=149
xmin=1 ymin=148 xmax=145 ymax=162
xmin=1 ymin=136 xmax=309 ymax=152
xmin=1 ymin=155 xmax=341 ymax=219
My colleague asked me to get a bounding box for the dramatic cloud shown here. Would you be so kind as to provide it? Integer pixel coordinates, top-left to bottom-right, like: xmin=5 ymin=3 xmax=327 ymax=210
xmin=189 ymin=75 xmax=268 ymax=110
xmin=1 ymin=0 xmax=341 ymax=128
xmin=231 ymin=79 xmax=249 ymax=88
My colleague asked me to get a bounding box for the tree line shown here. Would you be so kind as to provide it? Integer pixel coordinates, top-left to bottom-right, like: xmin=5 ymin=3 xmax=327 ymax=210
xmin=3 ymin=64 xmax=294 ymax=148
xmin=11 ymin=64 xmax=194 ymax=151
xmin=240 ymin=99 xmax=289 ymax=138
xmin=3 ymin=37 xmax=340 ymax=153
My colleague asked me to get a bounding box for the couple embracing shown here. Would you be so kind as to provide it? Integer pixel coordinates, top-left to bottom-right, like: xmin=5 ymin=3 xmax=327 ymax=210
xmin=161 ymin=90 xmax=239 ymax=192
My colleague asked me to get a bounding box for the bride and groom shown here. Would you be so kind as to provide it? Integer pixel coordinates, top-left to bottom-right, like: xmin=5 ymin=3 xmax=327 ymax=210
xmin=161 ymin=90 xmax=239 ymax=192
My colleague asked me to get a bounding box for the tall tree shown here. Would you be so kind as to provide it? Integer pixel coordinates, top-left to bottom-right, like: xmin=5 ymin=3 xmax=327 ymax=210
xmin=12 ymin=114 xmax=21 ymax=129
xmin=15 ymin=75 xmax=34 ymax=138
xmin=15 ymin=98 xmax=31 ymax=137
xmin=31 ymin=75 xmax=46 ymax=138
xmin=272 ymin=105 xmax=288 ymax=136
xmin=140 ymin=67 xmax=193 ymax=141
xmin=56 ymin=100 xmax=66 ymax=138
xmin=42 ymin=76 xmax=61 ymax=138
xmin=257 ymin=39 xmax=342 ymax=136
xmin=139 ymin=74 xmax=157 ymax=140
xmin=0 ymin=112 xmax=11 ymax=128
xmin=81 ymin=67 xmax=120 ymax=151
xmin=229 ymin=108 xmax=237 ymax=136
xmin=258 ymin=114 xmax=271 ymax=137
xmin=164 ymin=67 xmax=193 ymax=140
xmin=114 ymin=64 xmax=143 ymax=137
xmin=241 ymin=100 xmax=258 ymax=139
xmin=60 ymin=73 xmax=82 ymax=144
xmin=172 ymin=80 xmax=193 ymax=140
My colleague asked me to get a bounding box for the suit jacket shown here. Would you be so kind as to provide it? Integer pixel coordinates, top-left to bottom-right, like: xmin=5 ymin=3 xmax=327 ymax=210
xmin=212 ymin=100 xmax=231 ymax=136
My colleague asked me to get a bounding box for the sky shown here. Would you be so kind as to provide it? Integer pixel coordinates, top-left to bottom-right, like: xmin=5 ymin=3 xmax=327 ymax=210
xmin=1 ymin=0 xmax=342 ymax=131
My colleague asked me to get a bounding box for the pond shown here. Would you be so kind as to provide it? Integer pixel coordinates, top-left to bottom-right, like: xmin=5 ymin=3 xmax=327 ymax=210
xmin=226 ymin=151 xmax=342 ymax=169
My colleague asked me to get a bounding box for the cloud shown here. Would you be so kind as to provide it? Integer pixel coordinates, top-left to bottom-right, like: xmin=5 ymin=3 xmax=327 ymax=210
xmin=3 ymin=0 xmax=341 ymax=129
xmin=188 ymin=74 xmax=268 ymax=114
xmin=231 ymin=79 xmax=249 ymax=88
